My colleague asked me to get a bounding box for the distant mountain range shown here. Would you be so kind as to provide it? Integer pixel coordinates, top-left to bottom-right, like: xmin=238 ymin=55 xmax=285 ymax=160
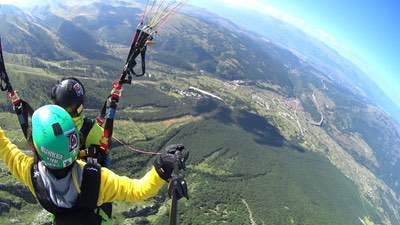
xmin=189 ymin=4 xmax=400 ymax=124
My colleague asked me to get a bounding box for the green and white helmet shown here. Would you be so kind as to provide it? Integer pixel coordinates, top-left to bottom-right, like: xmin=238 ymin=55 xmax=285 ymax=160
xmin=32 ymin=105 xmax=80 ymax=169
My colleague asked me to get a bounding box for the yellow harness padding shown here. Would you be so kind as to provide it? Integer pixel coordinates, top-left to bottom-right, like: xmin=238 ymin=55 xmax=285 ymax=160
xmin=73 ymin=115 xmax=104 ymax=147
xmin=0 ymin=128 xmax=166 ymax=206
xmin=72 ymin=168 xmax=81 ymax=194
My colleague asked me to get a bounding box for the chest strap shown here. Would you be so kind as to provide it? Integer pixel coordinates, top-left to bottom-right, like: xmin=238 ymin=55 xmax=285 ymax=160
xmin=80 ymin=117 xmax=95 ymax=150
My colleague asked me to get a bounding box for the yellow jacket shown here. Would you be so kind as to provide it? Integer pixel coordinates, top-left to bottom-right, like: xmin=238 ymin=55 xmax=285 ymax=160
xmin=0 ymin=128 xmax=166 ymax=206
xmin=72 ymin=115 xmax=103 ymax=148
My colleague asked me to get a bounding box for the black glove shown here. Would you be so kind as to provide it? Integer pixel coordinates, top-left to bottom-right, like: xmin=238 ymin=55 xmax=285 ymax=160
xmin=168 ymin=176 xmax=189 ymax=200
xmin=154 ymin=144 xmax=189 ymax=181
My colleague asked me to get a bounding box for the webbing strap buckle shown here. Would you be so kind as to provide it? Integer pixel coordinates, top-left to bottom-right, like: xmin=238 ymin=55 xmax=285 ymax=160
xmin=8 ymin=90 xmax=20 ymax=106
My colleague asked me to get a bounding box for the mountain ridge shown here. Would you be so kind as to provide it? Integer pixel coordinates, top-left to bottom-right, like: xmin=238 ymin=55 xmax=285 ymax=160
xmin=189 ymin=4 xmax=400 ymax=123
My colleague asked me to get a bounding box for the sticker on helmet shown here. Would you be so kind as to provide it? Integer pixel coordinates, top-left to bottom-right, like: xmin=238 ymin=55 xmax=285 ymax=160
xmin=73 ymin=83 xmax=84 ymax=97
xmin=65 ymin=129 xmax=79 ymax=152
xmin=69 ymin=133 xmax=78 ymax=152
xmin=41 ymin=146 xmax=63 ymax=160
xmin=63 ymin=158 xmax=73 ymax=167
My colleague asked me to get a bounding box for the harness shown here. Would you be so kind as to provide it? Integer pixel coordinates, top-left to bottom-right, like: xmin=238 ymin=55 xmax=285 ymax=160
xmin=77 ymin=117 xmax=110 ymax=168
xmin=79 ymin=117 xmax=95 ymax=150
xmin=31 ymin=160 xmax=111 ymax=225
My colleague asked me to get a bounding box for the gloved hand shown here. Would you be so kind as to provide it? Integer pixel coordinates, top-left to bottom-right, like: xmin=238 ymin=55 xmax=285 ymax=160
xmin=154 ymin=144 xmax=189 ymax=181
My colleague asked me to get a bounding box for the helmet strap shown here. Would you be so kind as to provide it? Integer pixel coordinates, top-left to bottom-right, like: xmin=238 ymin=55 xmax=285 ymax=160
xmin=76 ymin=104 xmax=84 ymax=115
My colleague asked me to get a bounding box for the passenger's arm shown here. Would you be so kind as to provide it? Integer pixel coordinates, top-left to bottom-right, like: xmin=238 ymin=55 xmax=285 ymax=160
xmin=97 ymin=166 xmax=166 ymax=206
xmin=0 ymin=128 xmax=35 ymax=194
xmin=96 ymin=144 xmax=188 ymax=206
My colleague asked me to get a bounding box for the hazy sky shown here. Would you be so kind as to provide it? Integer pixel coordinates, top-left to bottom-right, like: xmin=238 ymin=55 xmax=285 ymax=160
xmin=191 ymin=0 xmax=400 ymax=107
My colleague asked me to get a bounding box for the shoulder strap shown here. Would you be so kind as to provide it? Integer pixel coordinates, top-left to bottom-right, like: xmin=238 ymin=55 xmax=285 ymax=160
xmin=77 ymin=159 xmax=101 ymax=209
xmin=80 ymin=117 xmax=95 ymax=149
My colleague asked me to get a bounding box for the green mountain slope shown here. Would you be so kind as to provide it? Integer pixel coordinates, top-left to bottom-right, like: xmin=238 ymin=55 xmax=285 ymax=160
xmin=57 ymin=20 xmax=111 ymax=60
xmin=151 ymin=112 xmax=378 ymax=225
xmin=0 ymin=63 xmax=392 ymax=225
xmin=0 ymin=6 xmax=69 ymax=60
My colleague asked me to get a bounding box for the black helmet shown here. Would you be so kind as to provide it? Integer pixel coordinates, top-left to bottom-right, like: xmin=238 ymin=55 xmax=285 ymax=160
xmin=51 ymin=77 xmax=85 ymax=117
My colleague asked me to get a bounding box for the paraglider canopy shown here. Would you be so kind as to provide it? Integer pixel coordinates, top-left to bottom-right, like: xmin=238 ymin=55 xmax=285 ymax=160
xmin=123 ymin=0 xmax=187 ymax=77
xmin=140 ymin=0 xmax=187 ymax=32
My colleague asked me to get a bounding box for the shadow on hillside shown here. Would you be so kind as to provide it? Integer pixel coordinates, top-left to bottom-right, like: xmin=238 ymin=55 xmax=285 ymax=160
xmin=194 ymin=100 xmax=306 ymax=151
xmin=214 ymin=107 xmax=235 ymax=124
xmin=237 ymin=111 xmax=285 ymax=147
xmin=194 ymin=99 xmax=220 ymax=114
